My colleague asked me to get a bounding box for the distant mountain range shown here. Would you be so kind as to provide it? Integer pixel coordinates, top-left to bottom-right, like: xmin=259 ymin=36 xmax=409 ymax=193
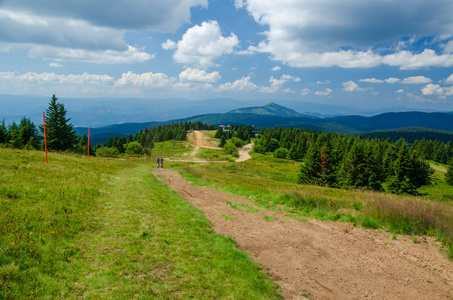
xmin=74 ymin=102 xmax=453 ymax=144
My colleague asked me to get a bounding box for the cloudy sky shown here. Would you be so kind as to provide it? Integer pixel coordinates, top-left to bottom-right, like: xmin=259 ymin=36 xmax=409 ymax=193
xmin=1 ymin=0 xmax=453 ymax=111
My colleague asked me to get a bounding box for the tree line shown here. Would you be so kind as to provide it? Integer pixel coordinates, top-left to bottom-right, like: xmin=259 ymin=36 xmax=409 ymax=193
xmin=254 ymin=127 xmax=453 ymax=193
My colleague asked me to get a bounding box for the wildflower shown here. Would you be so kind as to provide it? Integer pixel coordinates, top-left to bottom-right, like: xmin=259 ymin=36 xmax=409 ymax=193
xmin=29 ymin=232 xmax=32 ymax=235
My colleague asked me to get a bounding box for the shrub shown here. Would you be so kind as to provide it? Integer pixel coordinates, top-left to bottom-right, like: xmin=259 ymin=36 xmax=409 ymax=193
xmin=231 ymin=137 xmax=245 ymax=148
xmin=273 ymin=147 xmax=289 ymax=159
xmin=253 ymin=144 xmax=266 ymax=154
xmin=96 ymin=147 xmax=120 ymax=158
xmin=223 ymin=142 xmax=239 ymax=157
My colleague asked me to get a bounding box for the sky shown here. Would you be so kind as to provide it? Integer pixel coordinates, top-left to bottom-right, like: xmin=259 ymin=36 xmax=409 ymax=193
xmin=1 ymin=0 xmax=453 ymax=112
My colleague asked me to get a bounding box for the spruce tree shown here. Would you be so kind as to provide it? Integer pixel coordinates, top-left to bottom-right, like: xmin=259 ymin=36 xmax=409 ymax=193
xmin=40 ymin=94 xmax=77 ymax=151
xmin=0 ymin=119 xmax=8 ymax=144
xmin=18 ymin=117 xmax=40 ymax=149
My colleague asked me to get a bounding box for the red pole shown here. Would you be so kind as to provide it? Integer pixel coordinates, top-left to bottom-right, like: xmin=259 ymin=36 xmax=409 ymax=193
xmin=87 ymin=128 xmax=90 ymax=161
xmin=43 ymin=112 xmax=48 ymax=164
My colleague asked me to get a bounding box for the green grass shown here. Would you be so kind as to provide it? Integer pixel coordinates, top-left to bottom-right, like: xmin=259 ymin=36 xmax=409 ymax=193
xmin=226 ymin=201 xmax=259 ymax=213
xmin=0 ymin=149 xmax=281 ymax=299
xmin=195 ymin=147 xmax=232 ymax=161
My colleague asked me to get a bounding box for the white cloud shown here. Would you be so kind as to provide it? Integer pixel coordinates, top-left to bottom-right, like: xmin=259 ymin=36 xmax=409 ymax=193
xmin=259 ymin=74 xmax=300 ymax=93
xmin=385 ymin=77 xmax=401 ymax=84
xmin=421 ymin=83 xmax=453 ymax=96
xmin=29 ymin=45 xmax=153 ymax=64
xmin=49 ymin=62 xmax=63 ymax=68
xmin=1 ymin=0 xmax=208 ymax=32
xmin=179 ymin=68 xmax=221 ymax=83
xmin=342 ymin=81 xmax=364 ymax=92
xmin=382 ymin=49 xmax=453 ymax=70
xmin=401 ymin=76 xmax=432 ymax=84
xmin=395 ymin=89 xmax=404 ymax=93
xmin=161 ymin=39 xmax=177 ymax=50
xmin=0 ymin=0 xmax=207 ymax=63
xmin=0 ymin=71 xmax=114 ymax=85
xmin=315 ymin=88 xmax=333 ymax=96
xmin=271 ymin=66 xmax=281 ymax=71
xmin=283 ymin=88 xmax=295 ymax=93
xmin=218 ymin=75 xmax=257 ymax=91
xmin=421 ymin=84 xmax=444 ymax=96
xmin=315 ymin=80 xmax=331 ymax=85
xmin=166 ymin=21 xmax=239 ymax=68
xmin=359 ymin=78 xmax=384 ymax=83
xmin=236 ymin=1 xmax=453 ymax=69
xmin=445 ymin=74 xmax=453 ymax=84
xmin=116 ymin=71 xmax=173 ymax=87
xmin=300 ymin=88 xmax=310 ymax=95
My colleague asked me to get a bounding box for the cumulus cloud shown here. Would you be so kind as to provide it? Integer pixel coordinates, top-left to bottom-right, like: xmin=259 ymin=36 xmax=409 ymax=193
xmin=342 ymin=81 xmax=364 ymax=92
xmin=164 ymin=21 xmax=239 ymax=68
xmin=315 ymin=88 xmax=333 ymax=96
xmin=0 ymin=0 xmax=207 ymax=63
xmin=445 ymin=74 xmax=453 ymax=84
xmin=385 ymin=77 xmax=401 ymax=84
xmin=179 ymin=68 xmax=221 ymax=83
xmin=236 ymin=1 xmax=453 ymax=69
xmin=218 ymin=75 xmax=257 ymax=91
xmin=359 ymin=78 xmax=384 ymax=83
xmin=29 ymin=45 xmax=153 ymax=64
xmin=395 ymin=89 xmax=405 ymax=93
xmin=0 ymin=71 xmax=114 ymax=85
xmin=259 ymin=74 xmax=300 ymax=93
xmin=401 ymin=76 xmax=432 ymax=84
xmin=1 ymin=0 xmax=208 ymax=32
xmin=316 ymin=80 xmax=331 ymax=85
xmin=271 ymin=66 xmax=281 ymax=71
xmin=49 ymin=62 xmax=63 ymax=68
xmin=115 ymin=71 xmax=174 ymax=87
xmin=422 ymin=83 xmax=453 ymax=96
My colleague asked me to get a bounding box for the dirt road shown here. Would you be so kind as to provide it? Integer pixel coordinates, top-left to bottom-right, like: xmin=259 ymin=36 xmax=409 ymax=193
xmin=171 ymin=131 xmax=252 ymax=162
xmin=154 ymin=168 xmax=453 ymax=300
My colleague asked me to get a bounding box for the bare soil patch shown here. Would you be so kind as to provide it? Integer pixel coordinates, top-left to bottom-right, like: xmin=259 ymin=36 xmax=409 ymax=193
xmin=154 ymin=168 xmax=453 ymax=300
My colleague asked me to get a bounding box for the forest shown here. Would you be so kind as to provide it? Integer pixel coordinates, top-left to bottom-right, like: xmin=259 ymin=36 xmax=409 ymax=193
xmin=253 ymin=127 xmax=453 ymax=194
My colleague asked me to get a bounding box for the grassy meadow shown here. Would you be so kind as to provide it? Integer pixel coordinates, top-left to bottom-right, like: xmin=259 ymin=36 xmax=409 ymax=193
xmin=169 ymin=142 xmax=453 ymax=257
xmin=0 ymin=149 xmax=281 ymax=299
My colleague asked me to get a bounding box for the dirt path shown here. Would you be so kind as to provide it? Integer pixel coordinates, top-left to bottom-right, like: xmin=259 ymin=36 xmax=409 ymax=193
xmin=171 ymin=130 xmax=252 ymax=163
xmin=236 ymin=142 xmax=253 ymax=162
xmin=154 ymin=168 xmax=453 ymax=300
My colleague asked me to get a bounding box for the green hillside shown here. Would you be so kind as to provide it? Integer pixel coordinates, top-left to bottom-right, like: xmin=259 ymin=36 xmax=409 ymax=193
xmin=0 ymin=150 xmax=280 ymax=299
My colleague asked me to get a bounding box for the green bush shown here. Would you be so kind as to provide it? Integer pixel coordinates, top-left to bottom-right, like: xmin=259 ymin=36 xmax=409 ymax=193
xmin=273 ymin=147 xmax=289 ymax=159
xmin=253 ymin=144 xmax=266 ymax=154
xmin=231 ymin=137 xmax=245 ymax=148
xmin=96 ymin=147 xmax=120 ymax=158
xmin=224 ymin=142 xmax=239 ymax=157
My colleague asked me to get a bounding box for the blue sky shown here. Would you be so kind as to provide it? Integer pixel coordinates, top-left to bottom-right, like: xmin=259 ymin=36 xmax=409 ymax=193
xmin=1 ymin=0 xmax=453 ymax=111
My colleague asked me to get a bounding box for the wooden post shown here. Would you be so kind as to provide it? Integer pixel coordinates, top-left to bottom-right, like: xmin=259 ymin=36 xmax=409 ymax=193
xmin=43 ymin=112 xmax=48 ymax=164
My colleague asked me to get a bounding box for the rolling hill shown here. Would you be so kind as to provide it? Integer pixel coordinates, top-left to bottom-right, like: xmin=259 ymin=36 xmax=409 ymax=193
xmin=75 ymin=103 xmax=453 ymax=143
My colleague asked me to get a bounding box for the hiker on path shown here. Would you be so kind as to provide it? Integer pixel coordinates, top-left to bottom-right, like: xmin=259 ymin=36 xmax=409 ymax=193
xmin=157 ymin=156 xmax=164 ymax=168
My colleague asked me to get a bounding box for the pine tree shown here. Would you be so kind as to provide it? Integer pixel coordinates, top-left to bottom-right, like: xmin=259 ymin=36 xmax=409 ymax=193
xmin=40 ymin=95 xmax=77 ymax=151
xmin=0 ymin=119 xmax=8 ymax=144
xmin=18 ymin=117 xmax=40 ymax=149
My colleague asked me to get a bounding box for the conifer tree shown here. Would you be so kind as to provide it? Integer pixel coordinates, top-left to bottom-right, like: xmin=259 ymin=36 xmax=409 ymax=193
xmin=0 ymin=119 xmax=8 ymax=144
xmin=18 ymin=117 xmax=40 ymax=149
xmin=40 ymin=94 xmax=77 ymax=151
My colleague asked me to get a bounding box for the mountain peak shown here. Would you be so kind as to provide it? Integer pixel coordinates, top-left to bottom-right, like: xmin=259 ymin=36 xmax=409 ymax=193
xmin=228 ymin=102 xmax=305 ymax=118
